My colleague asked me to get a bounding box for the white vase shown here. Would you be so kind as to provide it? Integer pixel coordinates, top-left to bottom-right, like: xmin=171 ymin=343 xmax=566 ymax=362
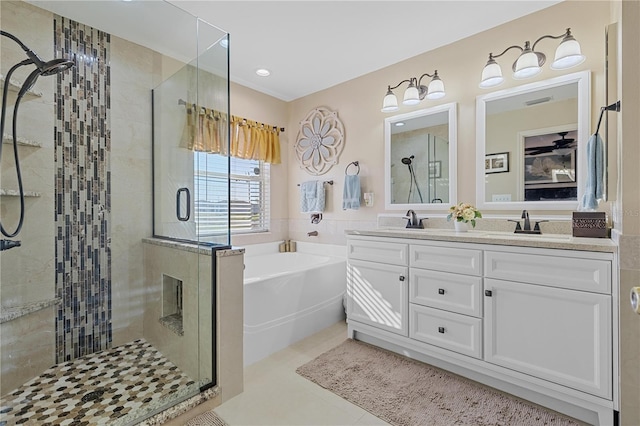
xmin=454 ymin=221 xmax=468 ymax=232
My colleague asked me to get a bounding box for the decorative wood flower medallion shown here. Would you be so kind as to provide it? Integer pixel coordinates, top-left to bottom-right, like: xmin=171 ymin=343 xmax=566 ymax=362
xmin=295 ymin=107 xmax=345 ymax=175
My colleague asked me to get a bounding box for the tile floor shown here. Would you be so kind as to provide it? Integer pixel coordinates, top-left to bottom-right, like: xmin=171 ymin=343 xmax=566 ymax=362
xmin=170 ymin=320 xmax=389 ymax=426
xmin=0 ymin=339 xmax=199 ymax=426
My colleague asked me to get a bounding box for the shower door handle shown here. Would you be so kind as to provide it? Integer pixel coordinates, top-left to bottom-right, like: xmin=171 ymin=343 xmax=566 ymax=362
xmin=176 ymin=187 xmax=191 ymax=222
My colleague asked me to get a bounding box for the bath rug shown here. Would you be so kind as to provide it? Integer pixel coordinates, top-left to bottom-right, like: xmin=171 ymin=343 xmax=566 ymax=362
xmin=296 ymin=339 xmax=585 ymax=426
xmin=185 ymin=410 xmax=228 ymax=426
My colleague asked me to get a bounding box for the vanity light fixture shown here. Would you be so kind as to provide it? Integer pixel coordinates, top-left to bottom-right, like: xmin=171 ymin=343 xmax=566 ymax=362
xmin=479 ymin=28 xmax=585 ymax=89
xmin=381 ymin=70 xmax=445 ymax=113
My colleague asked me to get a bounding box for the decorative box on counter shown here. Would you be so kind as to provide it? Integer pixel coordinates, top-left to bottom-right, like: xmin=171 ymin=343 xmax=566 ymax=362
xmin=572 ymin=212 xmax=608 ymax=238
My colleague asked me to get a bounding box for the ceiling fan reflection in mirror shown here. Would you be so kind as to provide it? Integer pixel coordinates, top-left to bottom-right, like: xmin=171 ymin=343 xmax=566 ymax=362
xmin=525 ymin=131 xmax=576 ymax=156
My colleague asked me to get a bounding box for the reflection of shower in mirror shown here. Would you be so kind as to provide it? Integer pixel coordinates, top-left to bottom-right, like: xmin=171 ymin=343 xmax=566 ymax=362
xmin=401 ymin=155 xmax=424 ymax=203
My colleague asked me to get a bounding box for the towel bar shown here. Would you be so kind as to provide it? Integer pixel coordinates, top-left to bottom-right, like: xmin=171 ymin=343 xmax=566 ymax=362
xmin=297 ymin=180 xmax=333 ymax=186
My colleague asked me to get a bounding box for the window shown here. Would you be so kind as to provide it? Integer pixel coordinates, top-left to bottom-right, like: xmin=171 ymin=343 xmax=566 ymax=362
xmin=194 ymin=152 xmax=270 ymax=236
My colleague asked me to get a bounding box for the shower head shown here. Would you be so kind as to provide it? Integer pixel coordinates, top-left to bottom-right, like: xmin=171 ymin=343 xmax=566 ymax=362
xmin=1 ymin=30 xmax=74 ymax=79
xmin=38 ymin=58 xmax=75 ymax=76
xmin=401 ymin=155 xmax=415 ymax=165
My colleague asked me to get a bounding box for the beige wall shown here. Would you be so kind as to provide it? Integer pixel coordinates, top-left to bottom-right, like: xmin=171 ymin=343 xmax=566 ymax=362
xmin=284 ymin=1 xmax=610 ymax=246
xmin=485 ymin=98 xmax=577 ymax=201
xmin=229 ymin=82 xmax=289 ymax=247
xmin=615 ymin=1 xmax=640 ymax=425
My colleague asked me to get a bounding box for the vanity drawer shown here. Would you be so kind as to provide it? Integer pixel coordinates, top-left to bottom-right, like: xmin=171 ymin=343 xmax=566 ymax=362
xmin=409 ymin=304 xmax=482 ymax=359
xmin=410 ymin=269 xmax=482 ymax=317
xmin=484 ymin=251 xmax=611 ymax=294
xmin=348 ymin=239 xmax=408 ymax=266
xmin=410 ymin=244 xmax=482 ymax=276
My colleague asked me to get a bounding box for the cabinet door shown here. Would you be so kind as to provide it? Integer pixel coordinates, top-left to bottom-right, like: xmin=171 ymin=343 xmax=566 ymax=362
xmin=347 ymin=259 xmax=408 ymax=336
xmin=484 ymin=278 xmax=612 ymax=399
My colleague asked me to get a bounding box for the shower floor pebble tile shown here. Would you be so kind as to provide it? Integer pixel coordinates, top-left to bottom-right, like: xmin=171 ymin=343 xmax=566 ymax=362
xmin=0 ymin=339 xmax=198 ymax=425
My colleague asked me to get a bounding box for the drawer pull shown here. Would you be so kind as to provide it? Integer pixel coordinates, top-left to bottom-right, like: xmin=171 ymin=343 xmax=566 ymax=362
xmin=485 ymin=290 xmax=492 ymax=297
xmin=438 ymin=288 xmax=445 ymax=295
xmin=399 ymin=275 xmax=405 ymax=281
xmin=438 ymin=327 xmax=445 ymax=334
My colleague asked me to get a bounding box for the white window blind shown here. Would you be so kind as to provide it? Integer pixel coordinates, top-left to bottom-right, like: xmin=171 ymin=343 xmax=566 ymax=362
xmin=194 ymin=152 xmax=270 ymax=236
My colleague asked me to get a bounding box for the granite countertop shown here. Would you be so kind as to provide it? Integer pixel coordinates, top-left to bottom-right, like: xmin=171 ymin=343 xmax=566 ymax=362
xmin=346 ymin=228 xmax=617 ymax=253
xmin=142 ymin=238 xmax=245 ymax=257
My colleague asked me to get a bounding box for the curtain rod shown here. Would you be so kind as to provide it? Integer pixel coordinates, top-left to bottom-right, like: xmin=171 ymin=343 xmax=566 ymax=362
xmin=178 ymin=98 xmax=285 ymax=132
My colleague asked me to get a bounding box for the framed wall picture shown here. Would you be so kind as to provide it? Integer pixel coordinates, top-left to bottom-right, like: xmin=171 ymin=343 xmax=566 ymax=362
xmin=428 ymin=161 xmax=441 ymax=178
xmin=485 ymin=152 xmax=509 ymax=174
xmin=524 ymin=150 xmax=576 ymax=184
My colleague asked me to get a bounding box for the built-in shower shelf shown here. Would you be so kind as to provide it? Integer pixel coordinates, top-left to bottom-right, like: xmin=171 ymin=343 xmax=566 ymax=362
xmin=2 ymin=133 xmax=42 ymax=147
xmin=159 ymin=313 xmax=184 ymax=336
xmin=0 ymin=189 xmax=42 ymax=197
xmin=0 ymin=74 xmax=44 ymax=99
xmin=0 ymin=297 xmax=60 ymax=324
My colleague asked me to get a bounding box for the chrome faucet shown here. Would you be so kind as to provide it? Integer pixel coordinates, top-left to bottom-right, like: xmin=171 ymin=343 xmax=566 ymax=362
xmin=405 ymin=210 xmax=424 ymax=229
xmin=307 ymin=230 xmax=318 ymax=237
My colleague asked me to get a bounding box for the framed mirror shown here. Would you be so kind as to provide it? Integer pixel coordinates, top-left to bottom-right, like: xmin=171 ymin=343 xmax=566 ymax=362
xmin=384 ymin=103 xmax=457 ymax=211
xmin=476 ymin=71 xmax=590 ymax=211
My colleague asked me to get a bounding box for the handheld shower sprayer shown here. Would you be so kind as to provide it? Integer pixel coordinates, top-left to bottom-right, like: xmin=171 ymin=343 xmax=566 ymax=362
xmin=401 ymin=155 xmax=414 ymax=165
xmin=0 ymin=30 xmax=74 ymax=250
xmin=400 ymin=155 xmax=423 ymax=203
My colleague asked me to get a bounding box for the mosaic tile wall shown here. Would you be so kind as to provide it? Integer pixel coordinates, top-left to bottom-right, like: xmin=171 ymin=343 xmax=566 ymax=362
xmin=53 ymin=16 xmax=112 ymax=363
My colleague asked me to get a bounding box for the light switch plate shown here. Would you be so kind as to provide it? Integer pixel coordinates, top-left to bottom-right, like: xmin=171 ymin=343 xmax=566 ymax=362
xmin=492 ymin=194 xmax=512 ymax=202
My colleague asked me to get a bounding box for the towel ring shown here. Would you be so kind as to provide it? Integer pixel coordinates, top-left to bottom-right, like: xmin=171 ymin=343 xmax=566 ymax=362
xmin=345 ymin=161 xmax=360 ymax=176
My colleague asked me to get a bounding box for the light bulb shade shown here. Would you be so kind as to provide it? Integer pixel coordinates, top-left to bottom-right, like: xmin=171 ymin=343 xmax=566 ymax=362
xmin=513 ymin=51 xmax=542 ymax=79
xmin=426 ymin=76 xmax=445 ymax=100
xmin=551 ymin=38 xmax=585 ymax=69
xmin=479 ymin=60 xmax=503 ymax=88
xmin=381 ymin=91 xmax=399 ymax=112
xmin=402 ymin=83 xmax=420 ymax=106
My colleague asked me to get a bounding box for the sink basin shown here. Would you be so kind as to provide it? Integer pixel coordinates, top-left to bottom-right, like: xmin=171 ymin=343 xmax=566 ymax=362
xmin=482 ymin=232 xmax=573 ymax=241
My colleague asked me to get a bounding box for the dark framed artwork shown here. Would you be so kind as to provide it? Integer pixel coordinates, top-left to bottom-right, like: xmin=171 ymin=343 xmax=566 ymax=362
xmin=485 ymin=152 xmax=509 ymax=174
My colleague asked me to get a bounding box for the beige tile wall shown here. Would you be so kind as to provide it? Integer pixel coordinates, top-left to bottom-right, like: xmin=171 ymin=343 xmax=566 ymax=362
xmin=142 ymin=241 xmax=244 ymax=402
xmin=0 ymin=305 xmax=56 ymax=393
xmin=109 ymin=35 xmax=157 ymax=347
xmin=0 ymin=1 xmax=55 ymax=307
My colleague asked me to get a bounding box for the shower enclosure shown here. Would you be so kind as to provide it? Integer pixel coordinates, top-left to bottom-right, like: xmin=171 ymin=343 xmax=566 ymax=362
xmin=0 ymin=1 xmax=230 ymax=424
xmin=391 ymin=135 xmax=450 ymax=204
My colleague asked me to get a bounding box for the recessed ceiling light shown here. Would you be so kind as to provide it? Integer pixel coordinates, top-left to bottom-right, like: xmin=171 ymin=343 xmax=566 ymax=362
xmin=395 ymin=122 xmax=405 ymax=127
xmin=220 ymin=39 xmax=229 ymax=49
xmin=256 ymin=68 xmax=270 ymax=77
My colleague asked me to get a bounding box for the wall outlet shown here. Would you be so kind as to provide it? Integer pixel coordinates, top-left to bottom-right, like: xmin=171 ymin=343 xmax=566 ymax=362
xmin=492 ymin=194 xmax=512 ymax=202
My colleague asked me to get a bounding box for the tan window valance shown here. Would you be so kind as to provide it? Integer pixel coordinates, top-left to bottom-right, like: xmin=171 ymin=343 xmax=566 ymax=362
xmin=181 ymin=101 xmax=281 ymax=164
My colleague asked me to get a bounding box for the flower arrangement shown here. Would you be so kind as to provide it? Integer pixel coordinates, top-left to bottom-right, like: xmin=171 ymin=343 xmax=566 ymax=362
xmin=447 ymin=202 xmax=482 ymax=227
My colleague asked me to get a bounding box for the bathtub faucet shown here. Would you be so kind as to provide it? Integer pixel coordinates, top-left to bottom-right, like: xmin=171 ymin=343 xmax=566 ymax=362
xmin=307 ymin=231 xmax=318 ymax=237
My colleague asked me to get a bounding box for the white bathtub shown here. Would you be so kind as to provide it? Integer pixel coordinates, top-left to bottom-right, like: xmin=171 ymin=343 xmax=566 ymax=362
xmin=242 ymin=242 xmax=346 ymax=366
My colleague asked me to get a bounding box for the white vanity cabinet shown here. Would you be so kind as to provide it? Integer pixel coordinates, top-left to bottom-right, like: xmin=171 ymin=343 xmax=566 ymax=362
xmin=346 ymin=239 xmax=409 ymax=336
xmin=484 ymin=277 xmax=612 ymax=398
xmin=346 ymin=234 xmax=617 ymax=425
xmin=484 ymin=250 xmax=613 ymax=399
xmin=408 ymin=243 xmax=483 ymax=358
